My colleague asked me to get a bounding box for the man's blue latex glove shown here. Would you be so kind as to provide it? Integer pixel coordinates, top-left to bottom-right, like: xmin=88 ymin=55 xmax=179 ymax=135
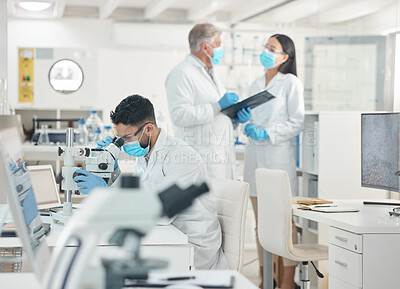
xmin=96 ymin=136 xmax=119 ymax=170
xmin=96 ymin=136 xmax=113 ymax=149
xmin=245 ymin=124 xmax=269 ymax=140
xmin=73 ymin=169 xmax=108 ymax=195
xmin=235 ymin=107 xmax=251 ymax=123
xmin=218 ymin=92 xmax=239 ymax=110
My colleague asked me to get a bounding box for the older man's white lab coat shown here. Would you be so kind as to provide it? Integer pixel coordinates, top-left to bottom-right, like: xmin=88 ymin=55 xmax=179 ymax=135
xmin=244 ymin=72 xmax=305 ymax=197
xmin=165 ymin=54 xmax=236 ymax=180
xmin=134 ymin=129 xmax=228 ymax=270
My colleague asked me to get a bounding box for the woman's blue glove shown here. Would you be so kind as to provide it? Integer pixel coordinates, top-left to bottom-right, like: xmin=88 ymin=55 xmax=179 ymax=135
xmin=218 ymin=92 xmax=239 ymax=110
xmin=73 ymin=169 xmax=107 ymax=195
xmin=245 ymin=124 xmax=269 ymax=140
xmin=96 ymin=136 xmax=119 ymax=170
xmin=235 ymin=107 xmax=251 ymax=123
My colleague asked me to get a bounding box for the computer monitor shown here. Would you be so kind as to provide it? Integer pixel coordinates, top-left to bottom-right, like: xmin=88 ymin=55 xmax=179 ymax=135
xmin=27 ymin=165 xmax=61 ymax=210
xmin=0 ymin=127 xmax=50 ymax=279
xmin=361 ymin=112 xmax=400 ymax=192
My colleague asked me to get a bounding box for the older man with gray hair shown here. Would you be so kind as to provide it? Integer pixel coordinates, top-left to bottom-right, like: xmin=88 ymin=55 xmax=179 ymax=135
xmin=165 ymin=23 xmax=251 ymax=180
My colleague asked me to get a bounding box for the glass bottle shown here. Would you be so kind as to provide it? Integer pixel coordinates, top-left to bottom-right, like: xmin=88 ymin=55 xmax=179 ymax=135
xmin=0 ymin=79 xmax=14 ymax=115
xmin=86 ymin=110 xmax=103 ymax=144
xmin=103 ymin=125 xmax=114 ymax=138
xmin=77 ymin=119 xmax=88 ymax=145
xmin=94 ymin=129 xmax=102 ymax=144
xmin=38 ymin=125 xmax=50 ymax=145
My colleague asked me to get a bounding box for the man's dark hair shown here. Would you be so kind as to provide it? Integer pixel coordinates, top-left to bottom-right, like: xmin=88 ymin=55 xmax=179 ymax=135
xmin=110 ymin=94 xmax=156 ymax=126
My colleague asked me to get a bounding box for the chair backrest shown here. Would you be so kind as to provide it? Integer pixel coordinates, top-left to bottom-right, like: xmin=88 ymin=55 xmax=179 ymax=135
xmin=255 ymin=168 xmax=295 ymax=260
xmin=210 ymin=178 xmax=250 ymax=271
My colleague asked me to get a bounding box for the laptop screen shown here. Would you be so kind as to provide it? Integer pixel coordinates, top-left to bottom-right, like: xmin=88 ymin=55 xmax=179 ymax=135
xmin=28 ymin=165 xmax=61 ymax=210
xmin=0 ymin=127 xmax=50 ymax=279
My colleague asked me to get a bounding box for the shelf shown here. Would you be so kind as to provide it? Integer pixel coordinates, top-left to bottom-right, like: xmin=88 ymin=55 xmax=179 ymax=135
xmin=297 ymin=168 xmax=319 ymax=176
xmin=307 ymin=228 xmax=318 ymax=235
xmin=15 ymin=106 xmax=103 ymax=111
xmin=294 ymin=222 xmax=302 ymax=229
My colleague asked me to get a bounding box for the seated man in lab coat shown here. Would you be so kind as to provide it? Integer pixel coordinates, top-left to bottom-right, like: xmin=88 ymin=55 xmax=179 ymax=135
xmin=74 ymin=94 xmax=228 ymax=270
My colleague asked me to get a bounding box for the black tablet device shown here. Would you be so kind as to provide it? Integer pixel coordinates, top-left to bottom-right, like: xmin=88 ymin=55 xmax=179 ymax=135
xmin=221 ymin=90 xmax=275 ymax=119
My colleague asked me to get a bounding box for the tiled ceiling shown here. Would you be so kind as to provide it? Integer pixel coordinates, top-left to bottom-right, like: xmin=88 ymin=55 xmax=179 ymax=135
xmin=7 ymin=0 xmax=399 ymax=26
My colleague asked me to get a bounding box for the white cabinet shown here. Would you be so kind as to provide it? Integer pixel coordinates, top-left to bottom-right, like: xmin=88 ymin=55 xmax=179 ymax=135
xmin=329 ymin=227 xmax=362 ymax=254
xmin=297 ymin=112 xmax=390 ymax=289
xmin=330 ymin=276 xmax=360 ymax=289
xmin=15 ymin=107 xmax=105 ymax=135
xmin=328 ymin=227 xmax=400 ymax=289
xmin=329 ymin=242 xmax=362 ymax=287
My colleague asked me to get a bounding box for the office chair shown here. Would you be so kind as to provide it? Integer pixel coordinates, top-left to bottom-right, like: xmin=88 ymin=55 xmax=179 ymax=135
xmin=210 ymin=178 xmax=250 ymax=271
xmin=255 ymin=168 xmax=328 ymax=289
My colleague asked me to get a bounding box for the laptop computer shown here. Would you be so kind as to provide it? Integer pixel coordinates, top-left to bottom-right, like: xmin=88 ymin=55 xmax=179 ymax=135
xmin=0 ymin=127 xmax=51 ymax=279
xmin=27 ymin=165 xmax=62 ymax=210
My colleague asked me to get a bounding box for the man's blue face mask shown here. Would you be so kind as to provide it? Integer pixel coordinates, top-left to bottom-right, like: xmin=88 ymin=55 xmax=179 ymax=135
xmin=207 ymin=45 xmax=224 ymax=65
xmin=123 ymin=129 xmax=150 ymax=157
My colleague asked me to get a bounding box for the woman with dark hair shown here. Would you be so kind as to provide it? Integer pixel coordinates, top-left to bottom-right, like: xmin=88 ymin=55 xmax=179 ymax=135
xmin=243 ymin=34 xmax=305 ymax=289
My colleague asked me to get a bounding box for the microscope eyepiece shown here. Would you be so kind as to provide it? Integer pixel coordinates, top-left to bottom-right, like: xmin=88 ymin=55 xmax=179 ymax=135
xmin=113 ymin=137 xmax=125 ymax=148
xmin=158 ymin=183 xmax=209 ymax=218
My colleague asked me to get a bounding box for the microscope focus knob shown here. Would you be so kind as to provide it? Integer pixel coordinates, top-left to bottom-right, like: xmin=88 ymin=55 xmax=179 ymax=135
xmin=98 ymin=163 xmax=108 ymax=170
xmin=58 ymin=147 xmax=64 ymax=156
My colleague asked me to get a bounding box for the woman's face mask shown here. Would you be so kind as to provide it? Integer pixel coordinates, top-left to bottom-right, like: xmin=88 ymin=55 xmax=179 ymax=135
xmin=259 ymin=45 xmax=287 ymax=69
xmin=259 ymin=49 xmax=278 ymax=69
xmin=123 ymin=129 xmax=151 ymax=157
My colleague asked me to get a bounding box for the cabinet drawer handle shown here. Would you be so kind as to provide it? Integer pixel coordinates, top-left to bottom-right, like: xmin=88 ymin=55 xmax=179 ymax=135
xmin=335 ymin=236 xmax=348 ymax=242
xmin=335 ymin=260 xmax=348 ymax=267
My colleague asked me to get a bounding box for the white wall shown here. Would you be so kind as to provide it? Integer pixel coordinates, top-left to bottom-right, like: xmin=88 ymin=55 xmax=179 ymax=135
xmin=97 ymin=48 xmax=187 ymax=127
xmin=8 ymin=16 xmax=397 ymax=126
xmin=7 ymin=19 xmax=193 ymax=128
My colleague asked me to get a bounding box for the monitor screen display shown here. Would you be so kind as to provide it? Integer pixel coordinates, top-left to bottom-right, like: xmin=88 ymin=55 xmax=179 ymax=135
xmin=0 ymin=127 xmax=50 ymax=277
xmin=361 ymin=113 xmax=400 ymax=192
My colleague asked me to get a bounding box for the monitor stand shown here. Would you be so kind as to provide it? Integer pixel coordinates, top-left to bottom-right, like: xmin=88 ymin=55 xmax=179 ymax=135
xmin=363 ymin=200 xmax=400 ymax=206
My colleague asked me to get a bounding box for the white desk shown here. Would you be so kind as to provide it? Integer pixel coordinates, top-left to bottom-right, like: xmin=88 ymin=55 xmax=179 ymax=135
xmin=0 ymin=217 xmax=192 ymax=272
xmin=293 ymin=200 xmax=400 ymax=289
xmin=263 ymin=200 xmax=400 ymax=289
xmin=0 ymin=270 xmax=258 ymax=289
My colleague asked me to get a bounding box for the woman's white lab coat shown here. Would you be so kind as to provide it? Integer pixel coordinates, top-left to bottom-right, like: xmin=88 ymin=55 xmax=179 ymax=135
xmin=165 ymin=54 xmax=235 ymax=179
xmin=134 ymin=129 xmax=228 ymax=270
xmin=244 ymin=72 xmax=305 ymax=197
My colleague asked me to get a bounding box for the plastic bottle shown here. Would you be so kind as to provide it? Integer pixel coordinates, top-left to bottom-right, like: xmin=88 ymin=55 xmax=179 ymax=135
xmin=76 ymin=119 xmax=88 ymax=145
xmin=94 ymin=129 xmax=102 ymax=144
xmin=86 ymin=110 xmax=103 ymax=144
xmin=103 ymin=125 xmax=114 ymax=138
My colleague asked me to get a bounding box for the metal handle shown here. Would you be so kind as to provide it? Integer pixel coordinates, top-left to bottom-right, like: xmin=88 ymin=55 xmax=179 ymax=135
xmin=335 ymin=236 xmax=348 ymax=242
xmin=335 ymin=260 xmax=348 ymax=267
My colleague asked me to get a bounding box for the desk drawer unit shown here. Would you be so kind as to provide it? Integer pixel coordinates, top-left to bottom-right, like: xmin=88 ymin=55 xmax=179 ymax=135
xmin=329 ymin=227 xmax=362 ymax=253
xmin=330 ymin=276 xmax=361 ymax=289
xmin=329 ymin=244 xmax=362 ymax=288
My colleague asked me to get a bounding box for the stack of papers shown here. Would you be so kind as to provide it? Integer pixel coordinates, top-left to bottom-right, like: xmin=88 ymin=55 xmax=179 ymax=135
xmin=298 ymin=205 xmax=359 ymax=213
xmin=125 ymin=272 xmax=234 ymax=288
xmin=292 ymin=196 xmax=333 ymax=206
